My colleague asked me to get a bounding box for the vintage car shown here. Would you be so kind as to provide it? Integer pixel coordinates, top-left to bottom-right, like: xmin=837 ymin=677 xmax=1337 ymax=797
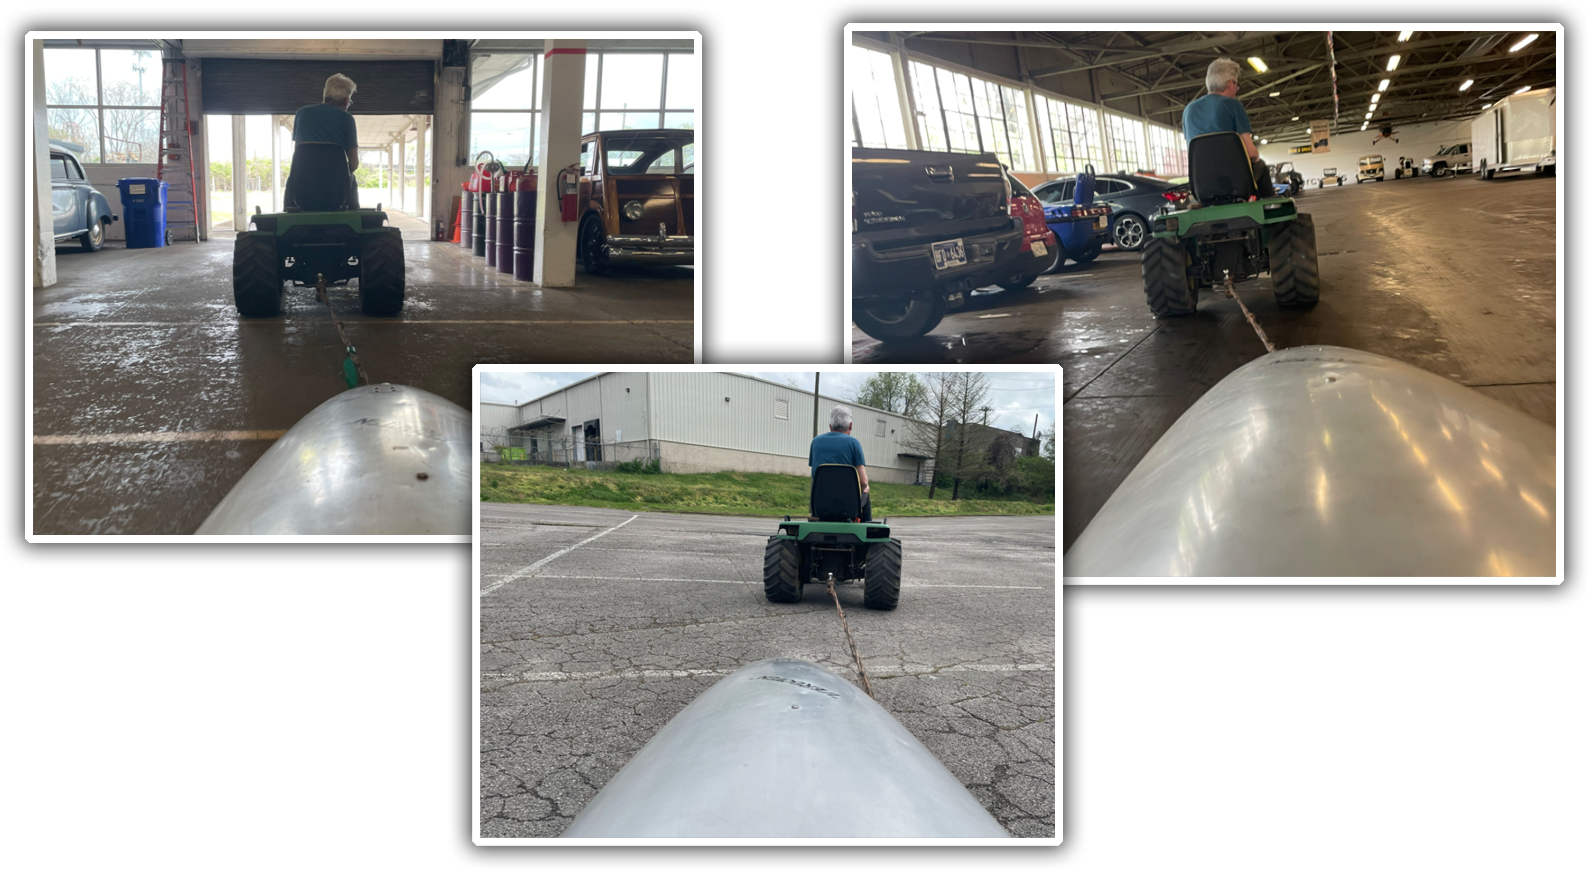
xmin=575 ymin=129 xmax=694 ymax=274
xmin=50 ymin=143 xmax=118 ymax=252
xmin=1356 ymin=154 xmax=1386 ymax=183
xmin=1320 ymin=167 xmax=1345 ymax=187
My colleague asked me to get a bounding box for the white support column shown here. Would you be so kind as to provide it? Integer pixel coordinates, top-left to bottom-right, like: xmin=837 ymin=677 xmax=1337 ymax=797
xmin=31 ymin=40 xmax=56 ymax=287
xmin=534 ymin=39 xmax=587 ymax=287
xmin=399 ymin=126 xmax=408 ymax=212
xmin=416 ymin=114 xmax=428 ymax=224
xmin=271 ymin=115 xmax=281 ymax=213
xmin=232 ymin=115 xmax=247 ymax=227
xmin=388 ymin=143 xmax=396 ymax=208
xmin=888 ymin=35 xmax=921 ymax=151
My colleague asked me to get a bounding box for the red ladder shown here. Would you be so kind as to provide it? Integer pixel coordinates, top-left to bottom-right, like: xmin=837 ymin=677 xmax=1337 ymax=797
xmin=156 ymin=58 xmax=201 ymax=243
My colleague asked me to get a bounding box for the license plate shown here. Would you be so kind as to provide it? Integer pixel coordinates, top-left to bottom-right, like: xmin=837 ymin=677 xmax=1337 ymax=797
xmin=1093 ymin=218 xmax=1106 ymax=230
xmin=931 ymin=239 xmax=967 ymax=271
xmin=1031 ymin=240 xmax=1047 ymax=257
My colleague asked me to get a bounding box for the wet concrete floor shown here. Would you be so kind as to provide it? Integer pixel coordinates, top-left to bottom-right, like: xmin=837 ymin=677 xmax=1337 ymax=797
xmin=32 ymin=234 xmax=694 ymax=535
xmin=853 ymin=173 xmax=1557 ymax=550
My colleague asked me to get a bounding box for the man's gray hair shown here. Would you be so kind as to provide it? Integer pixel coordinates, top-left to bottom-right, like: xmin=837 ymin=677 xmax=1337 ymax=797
xmin=829 ymin=405 xmax=854 ymax=431
xmin=1206 ymin=58 xmax=1241 ymax=94
xmin=323 ymin=73 xmax=357 ymax=105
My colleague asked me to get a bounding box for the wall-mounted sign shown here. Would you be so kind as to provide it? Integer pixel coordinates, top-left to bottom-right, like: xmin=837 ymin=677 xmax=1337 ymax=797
xmin=1311 ymin=121 xmax=1332 ymax=154
xmin=1288 ymin=145 xmax=1313 ymax=154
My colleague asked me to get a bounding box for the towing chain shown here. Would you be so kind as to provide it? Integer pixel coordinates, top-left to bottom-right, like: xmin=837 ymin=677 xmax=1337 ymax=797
xmin=1222 ymin=271 xmax=1276 ymax=354
xmin=314 ymin=272 xmax=371 ymax=387
xmin=826 ymin=573 xmax=876 ymax=699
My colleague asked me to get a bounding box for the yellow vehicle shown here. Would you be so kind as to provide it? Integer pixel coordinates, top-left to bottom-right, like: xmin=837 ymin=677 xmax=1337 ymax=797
xmin=1320 ymin=167 xmax=1344 ymax=187
xmin=1356 ymin=154 xmax=1386 ymax=183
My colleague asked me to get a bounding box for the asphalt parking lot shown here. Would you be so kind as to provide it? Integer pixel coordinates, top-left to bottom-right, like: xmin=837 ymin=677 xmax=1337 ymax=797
xmin=477 ymin=503 xmax=1057 ymax=838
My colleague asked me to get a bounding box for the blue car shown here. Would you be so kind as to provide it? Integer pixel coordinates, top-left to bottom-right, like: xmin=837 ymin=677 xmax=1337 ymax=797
xmin=1037 ymin=167 xmax=1113 ymax=266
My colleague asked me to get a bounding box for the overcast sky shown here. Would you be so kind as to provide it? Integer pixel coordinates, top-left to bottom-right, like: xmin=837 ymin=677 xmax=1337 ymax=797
xmin=480 ymin=370 xmax=1056 ymax=438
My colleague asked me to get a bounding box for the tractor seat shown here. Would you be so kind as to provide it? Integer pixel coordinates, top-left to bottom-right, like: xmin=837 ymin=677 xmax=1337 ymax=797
xmin=1189 ymin=131 xmax=1257 ymax=206
xmin=810 ymin=464 xmax=863 ymax=523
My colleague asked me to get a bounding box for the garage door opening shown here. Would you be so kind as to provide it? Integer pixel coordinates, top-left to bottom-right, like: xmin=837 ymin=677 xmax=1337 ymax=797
xmin=204 ymin=112 xmax=431 ymax=236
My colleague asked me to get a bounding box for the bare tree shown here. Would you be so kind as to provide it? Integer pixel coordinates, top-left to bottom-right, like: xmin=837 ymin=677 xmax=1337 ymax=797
xmin=903 ymin=372 xmax=958 ymax=499
xmin=941 ymin=372 xmax=993 ymax=500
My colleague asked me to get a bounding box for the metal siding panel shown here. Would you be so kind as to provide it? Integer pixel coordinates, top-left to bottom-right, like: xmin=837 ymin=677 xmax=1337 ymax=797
xmin=201 ymin=59 xmax=435 ymax=114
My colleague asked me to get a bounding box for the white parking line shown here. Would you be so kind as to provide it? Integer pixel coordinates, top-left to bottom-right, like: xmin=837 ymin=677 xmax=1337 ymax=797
xmin=481 ymin=662 xmax=1054 ymax=683
xmin=34 ymin=319 xmax=691 ymax=327
xmin=479 ymin=514 xmax=639 ymax=596
xmin=34 ymin=430 xmax=286 ymax=445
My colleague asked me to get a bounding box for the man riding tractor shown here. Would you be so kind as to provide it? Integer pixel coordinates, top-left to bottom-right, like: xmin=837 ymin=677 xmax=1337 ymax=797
xmin=286 ymin=73 xmax=361 ymax=211
xmin=1182 ymin=57 xmax=1275 ymax=198
xmin=810 ymin=405 xmax=871 ymax=522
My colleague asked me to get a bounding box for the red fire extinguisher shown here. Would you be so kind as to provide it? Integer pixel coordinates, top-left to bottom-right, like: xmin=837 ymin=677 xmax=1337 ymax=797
xmin=558 ymin=165 xmax=581 ymax=222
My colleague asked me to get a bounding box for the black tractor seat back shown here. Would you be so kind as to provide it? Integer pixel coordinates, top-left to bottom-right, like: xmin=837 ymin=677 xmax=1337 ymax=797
xmin=1189 ymin=132 xmax=1257 ymax=205
xmin=811 ymin=464 xmax=863 ymax=522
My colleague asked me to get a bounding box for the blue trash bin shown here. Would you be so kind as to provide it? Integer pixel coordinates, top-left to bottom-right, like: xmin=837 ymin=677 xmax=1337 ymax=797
xmin=117 ymin=178 xmax=169 ymax=248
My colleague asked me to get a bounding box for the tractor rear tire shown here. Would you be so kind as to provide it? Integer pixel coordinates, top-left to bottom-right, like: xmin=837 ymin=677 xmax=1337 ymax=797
xmin=763 ymin=537 xmax=803 ymax=604
xmin=232 ymin=232 xmax=284 ymax=318
xmin=1142 ymin=235 xmax=1196 ymax=318
xmin=863 ymin=539 xmax=901 ymax=611
xmin=359 ymin=228 xmax=405 ymax=316
xmin=1270 ymin=214 xmax=1320 ymax=308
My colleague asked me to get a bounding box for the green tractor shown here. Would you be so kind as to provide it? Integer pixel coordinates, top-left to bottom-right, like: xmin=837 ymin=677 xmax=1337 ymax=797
xmin=1141 ymin=131 xmax=1320 ymax=318
xmin=232 ymin=207 xmax=405 ymax=318
xmin=763 ymin=465 xmax=901 ymax=611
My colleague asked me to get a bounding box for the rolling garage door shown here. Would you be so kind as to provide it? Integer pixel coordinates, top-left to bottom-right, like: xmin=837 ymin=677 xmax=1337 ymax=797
xmin=201 ymin=59 xmax=435 ymax=115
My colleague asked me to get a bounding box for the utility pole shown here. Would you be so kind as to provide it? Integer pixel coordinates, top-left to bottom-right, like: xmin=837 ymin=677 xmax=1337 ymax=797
xmin=811 ymin=372 xmax=820 ymax=438
xmin=1031 ymin=413 xmax=1040 ymax=456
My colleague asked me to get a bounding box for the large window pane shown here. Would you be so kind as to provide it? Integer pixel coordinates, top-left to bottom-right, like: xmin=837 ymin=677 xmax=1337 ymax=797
xmin=600 ymin=54 xmax=664 ymax=111
xmin=584 ymin=55 xmax=600 ymax=109
xmin=99 ymin=48 xmax=160 ymax=107
xmin=101 ymin=107 xmax=157 ymax=163
xmin=470 ymin=112 xmax=536 ymax=168
xmin=909 ymin=61 xmax=949 ymax=152
xmin=1000 ymin=85 xmax=1034 ymax=171
xmin=44 ymin=48 xmax=97 ymax=105
xmin=473 ymin=55 xmax=537 ymax=110
xmin=583 ymin=112 xmax=596 ymax=135
xmin=48 ymin=107 xmax=101 ymax=162
xmin=850 ymin=45 xmax=907 ymax=149
xmin=206 ymin=115 xmax=234 ymax=231
xmin=600 ymin=111 xmax=660 ymax=131
xmin=664 ymin=53 xmax=697 ymax=110
xmin=938 ymin=68 xmax=981 ymax=153
xmin=1105 ymin=114 xmax=1146 ymax=173
xmin=663 ymin=111 xmax=694 ymax=130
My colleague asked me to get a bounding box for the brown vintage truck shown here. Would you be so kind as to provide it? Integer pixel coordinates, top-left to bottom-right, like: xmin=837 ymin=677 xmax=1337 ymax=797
xmin=576 ymin=129 xmax=695 ymax=274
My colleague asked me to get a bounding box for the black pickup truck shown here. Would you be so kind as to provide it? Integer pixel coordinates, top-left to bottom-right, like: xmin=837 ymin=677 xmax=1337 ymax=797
xmin=851 ymin=148 xmax=1025 ymax=340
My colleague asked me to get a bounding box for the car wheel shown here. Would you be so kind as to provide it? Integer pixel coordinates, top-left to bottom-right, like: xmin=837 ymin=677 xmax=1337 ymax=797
xmin=1433 ymin=164 xmax=1448 ymax=178
xmin=578 ymin=215 xmax=608 ymax=276
xmin=79 ymin=219 xmax=104 ymax=253
xmin=853 ymin=296 xmax=947 ymax=341
xmin=1111 ymin=213 xmax=1148 ymax=251
xmin=1073 ymin=237 xmax=1103 ymax=264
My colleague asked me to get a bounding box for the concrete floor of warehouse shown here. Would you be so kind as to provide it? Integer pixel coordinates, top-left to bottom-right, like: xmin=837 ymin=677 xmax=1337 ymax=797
xmin=31 ymin=218 xmax=695 ymax=535
xmin=852 ymin=173 xmax=1557 ymax=550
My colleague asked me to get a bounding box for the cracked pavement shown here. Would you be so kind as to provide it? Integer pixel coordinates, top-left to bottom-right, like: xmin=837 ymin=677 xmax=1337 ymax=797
xmin=477 ymin=502 xmax=1058 ymax=838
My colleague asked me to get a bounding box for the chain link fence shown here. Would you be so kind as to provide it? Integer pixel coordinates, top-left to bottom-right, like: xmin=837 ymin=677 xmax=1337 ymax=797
xmin=480 ymin=432 xmax=661 ymax=471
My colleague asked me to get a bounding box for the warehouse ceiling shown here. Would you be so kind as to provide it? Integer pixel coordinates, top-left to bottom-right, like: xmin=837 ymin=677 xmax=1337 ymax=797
xmin=880 ymin=30 xmax=1556 ymax=143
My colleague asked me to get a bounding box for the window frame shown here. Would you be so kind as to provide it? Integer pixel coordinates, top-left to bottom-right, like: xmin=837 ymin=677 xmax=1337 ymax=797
xmin=44 ymin=46 xmax=163 ymax=166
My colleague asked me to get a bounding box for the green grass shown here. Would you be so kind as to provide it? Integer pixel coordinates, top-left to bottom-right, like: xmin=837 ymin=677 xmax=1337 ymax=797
xmin=479 ymin=465 xmax=1055 ymax=518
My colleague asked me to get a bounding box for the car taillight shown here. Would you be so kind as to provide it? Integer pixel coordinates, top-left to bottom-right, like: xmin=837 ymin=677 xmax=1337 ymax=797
xmin=1164 ymin=189 xmax=1191 ymax=205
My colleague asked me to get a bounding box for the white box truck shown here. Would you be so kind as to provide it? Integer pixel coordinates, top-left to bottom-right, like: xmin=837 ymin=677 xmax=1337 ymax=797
xmin=1472 ymin=87 xmax=1556 ymax=179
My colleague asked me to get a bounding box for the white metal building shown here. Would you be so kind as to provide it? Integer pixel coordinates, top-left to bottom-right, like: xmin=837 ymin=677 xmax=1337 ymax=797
xmin=481 ymin=373 xmax=933 ymax=484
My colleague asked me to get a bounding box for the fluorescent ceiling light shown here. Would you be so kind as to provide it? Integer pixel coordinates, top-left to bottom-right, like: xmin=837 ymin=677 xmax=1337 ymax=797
xmin=1459 ymin=79 xmax=1473 ymax=91
xmin=1260 ymin=138 xmax=1269 ymax=145
xmin=1372 ymin=92 xmax=1381 ymax=101
xmin=1510 ymin=33 xmax=1538 ymax=52
xmin=1306 ymin=127 xmax=1312 ymax=133
xmin=1387 ymin=55 xmax=1401 ymax=72
xmin=1398 ymin=30 xmax=1413 ymax=42
xmin=1365 ymin=112 xmax=1373 ymax=120
xmin=1269 ymin=91 xmax=1280 ymax=97
xmin=1482 ymin=103 xmax=1492 ymax=109
xmin=1293 ymin=116 xmax=1300 ymax=121
xmin=1248 ymin=57 xmax=1268 ymax=73
xmin=1379 ymin=78 xmax=1391 ymax=92
xmin=1515 ymin=86 xmax=1531 ymax=95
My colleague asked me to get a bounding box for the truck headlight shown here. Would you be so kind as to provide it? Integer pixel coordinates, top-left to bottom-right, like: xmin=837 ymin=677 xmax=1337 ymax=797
xmin=623 ymin=200 xmax=645 ymax=221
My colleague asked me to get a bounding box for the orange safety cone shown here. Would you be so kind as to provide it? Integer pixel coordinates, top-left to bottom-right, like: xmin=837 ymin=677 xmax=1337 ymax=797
xmin=450 ymin=200 xmax=462 ymax=243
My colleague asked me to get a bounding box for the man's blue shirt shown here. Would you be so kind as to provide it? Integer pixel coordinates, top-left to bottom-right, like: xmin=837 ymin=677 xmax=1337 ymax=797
xmin=293 ymin=103 xmax=358 ymax=151
xmin=809 ymin=431 xmax=865 ymax=476
xmin=1182 ymin=93 xmax=1252 ymax=144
